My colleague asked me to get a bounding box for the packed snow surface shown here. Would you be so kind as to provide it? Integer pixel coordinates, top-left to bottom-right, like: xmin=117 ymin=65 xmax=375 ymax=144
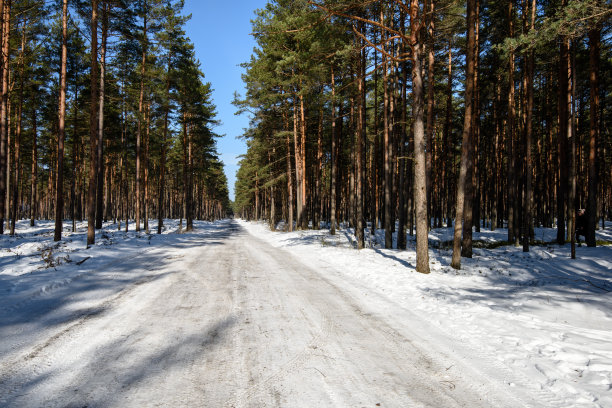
xmin=0 ymin=218 xmax=610 ymax=407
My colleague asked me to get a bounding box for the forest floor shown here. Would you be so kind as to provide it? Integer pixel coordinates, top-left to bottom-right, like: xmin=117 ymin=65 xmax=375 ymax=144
xmin=0 ymin=218 xmax=610 ymax=407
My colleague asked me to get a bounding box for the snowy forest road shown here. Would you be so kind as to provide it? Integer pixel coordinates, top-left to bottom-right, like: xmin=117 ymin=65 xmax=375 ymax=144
xmin=0 ymin=220 xmax=526 ymax=407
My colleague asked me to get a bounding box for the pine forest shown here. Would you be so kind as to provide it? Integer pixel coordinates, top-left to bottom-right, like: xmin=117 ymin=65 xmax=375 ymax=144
xmin=233 ymin=0 xmax=611 ymax=272
xmin=0 ymin=0 xmax=230 ymax=247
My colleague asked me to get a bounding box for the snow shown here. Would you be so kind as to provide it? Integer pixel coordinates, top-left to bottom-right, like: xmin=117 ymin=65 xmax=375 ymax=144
xmin=0 ymin=218 xmax=610 ymax=407
xmin=240 ymin=220 xmax=612 ymax=408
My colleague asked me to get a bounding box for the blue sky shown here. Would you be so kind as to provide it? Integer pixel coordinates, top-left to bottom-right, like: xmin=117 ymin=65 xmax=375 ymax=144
xmin=183 ymin=0 xmax=268 ymax=201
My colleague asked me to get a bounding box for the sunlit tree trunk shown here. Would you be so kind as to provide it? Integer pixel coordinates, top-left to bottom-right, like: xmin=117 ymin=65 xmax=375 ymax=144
xmin=87 ymin=0 xmax=99 ymax=247
xmin=411 ymin=0 xmax=430 ymax=273
xmin=95 ymin=2 xmax=108 ymax=230
xmin=12 ymin=19 xmax=26 ymax=236
xmin=330 ymin=68 xmax=337 ymax=235
xmin=136 ymin=5 xmax=147 ymax=232
xmin=0 ymin=0 xmax=10 ymax=235
xmin=451 ymin=0 xmax=476 ymax=269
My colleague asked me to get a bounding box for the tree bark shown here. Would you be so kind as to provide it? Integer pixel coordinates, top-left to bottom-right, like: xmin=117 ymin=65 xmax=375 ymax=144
xmin=55 ymin=1 xmax=68 ymax=240
xmin=425 ymin=0 xmax=435 ymax=229
xmin=95 ymin=2 xmax=108 ymax=230
xmin=586 ymin=26 xmax=600 ymax=247
xmin=443 ymin=40 xmax=453 ymax=225
xmin=136 ymin=5 xmax=147 ymax=232
xmin=87 ymin=0 xmax=99 ymax=247
xmin=12 ymin=18 xmax=26 ymax=236
xmin=30 ymin=108 xmax=37 ymax=226
xmin=569 ymin=44 xmax=576 ymax=258
xmin=411 ymin=0 xmax=430 ymax=273
xmin=557 ymin=0 xmax=569 ymax=245
xmin=0 ymin=0 xmax=10 ymax=235
xmin=158 ymin=75 xmax=170 ymax=234
xmin=523 ymin=0 xmax=535 ymax=252
xmin=355 ymin=35 xmax=365 ymax=249
xmin=144 ymin=103 xmax=150 ymax=232
xmin=330 ymin=67 xmax=337 ymax=235
xmin=507 ymin=1 xmax=518 ymax=245
xmin=381 ymin=7 xmax=393 ymax=249
xmin=451 ymin=0 xmax=476 ymax=269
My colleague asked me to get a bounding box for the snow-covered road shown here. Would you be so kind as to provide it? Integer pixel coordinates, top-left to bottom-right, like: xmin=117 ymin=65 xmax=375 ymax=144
xmin=0 ymin=220 xmax=531 ymax=407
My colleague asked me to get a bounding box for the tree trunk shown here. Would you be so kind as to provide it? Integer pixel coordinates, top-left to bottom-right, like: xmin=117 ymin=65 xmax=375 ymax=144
xmin=523 ymin=0 xmax=535 ymax=252
xmin=557 ymin=0 xmax=569 ymax=245
xmin=30 ymin=109 xmax=37 ymax=226
xmin=285 ymin=109 xmax=294 ymax=232
xmin=87 ymin=0 xmax=99 ymax=247
xmin=355 ymin=36 xmax=365 ymax=249
xmin=292 ymin=95 xmax=303 ymax=229
xmin=586 ymin=26 xmax=600 ymax=247
xmin=144 ymin=103 xmax=150 ymax=232
xmin=425 ymin=0 xmax=435 ymax=229
xmin=0 ymin=0 xmax=10 ymax=235
xmin=569 ymin=44 xmax=576 ymax=258
xmin=95 ymin=2 xmax=108 ymax=230
xmin=330 ymin=67 xmax=337 ymax=235
xmin=53 ymin=0 xmax=68 ymax=241
xmin=507 ymin=1 xmax=518 ymax=245
xmin=443 ymin=40 xmax=453 ymax=225
xmin=136 ymin=7 xmax=147 ymax=232
xmin=451 ymin=0 xmax=476 ymax=269
xmin=411 ymin=0 xmax=430 ymax=273
xmin=158 ymin=75 xmax=170 ymax=234
xmin=299 ymin=93 xmax=308 ymax=229
xmin=397 ymin=24 xmax=408 ymax=250
xmin=12 ymin=18 xmax=26 ymax=236
xmin=382 ymin=7 xmax=393 ymax=249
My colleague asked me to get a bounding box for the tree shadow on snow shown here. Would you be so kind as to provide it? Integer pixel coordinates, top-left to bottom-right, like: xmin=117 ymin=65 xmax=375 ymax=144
xmin=0 ymin=315 xmax=237 ymax=407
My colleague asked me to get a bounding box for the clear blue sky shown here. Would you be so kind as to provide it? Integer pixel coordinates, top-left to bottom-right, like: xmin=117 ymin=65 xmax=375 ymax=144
xmin=183 ymin=0 xmax=268 ymax=202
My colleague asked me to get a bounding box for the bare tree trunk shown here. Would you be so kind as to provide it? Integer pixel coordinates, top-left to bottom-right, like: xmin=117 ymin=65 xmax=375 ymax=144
xmin=87 ymin=0 xmax=99 ymax=247
xmin=523 ymin=0 xmax=535 ymax=252
xmin=144 ymin=103 xmax=150 ymax=232
xmin=314 ymin=108 xmax=323 ymax=230
xmin=507 ymin=1 xmax=518 ymax=245
xmin=285 ymin=110 xmax=294 ymax=232
xmin=0 ymin=0 xmax=10 ymax=234
xmin=443 ymin=40 xmax=453 ymax=225
xmin=158 ymin=75 xmax=170 ymax=234
xmin=569 ymin=45 xmax=576 ymax=259
xmin=382 ymin=7 xmax=393 ymax=249
xmin=397 ymin=22 xmax=408 ymax=250
xmin=451 ymin=0 xmax=476 ymax=269
xmin=557 ymin=0 xmax=569 ymax=245
xmin=12 ymin=18 xmax=26 ymax=236
xmin=136 ymin=6 xmax=147 ymax=232
xmin=425 ymin=0 xmax=435 ymax=229
xmin=183 ymin=114 xmax=193 ymax=232
xmin=586 ymin=26 xmax=600 ymax=247
xmin=411 ymin=0 xmax=430 ymax=273
xmin=299 ymin=93 xmax=307 ymax=229
xmin=95 ymin=2 xmax=108 ymax=230
xmin=472 ymin=0 xmax=481 ymax=234
xmin=355 ymin=34 xmax=365 ymax=249
xmin=30 ymin=109 xmax=37 ymax=226
xmin=330 ymin=68 xmax=337 ymax=235
xmin=292 ymin=95 xmax=303 ymax=229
